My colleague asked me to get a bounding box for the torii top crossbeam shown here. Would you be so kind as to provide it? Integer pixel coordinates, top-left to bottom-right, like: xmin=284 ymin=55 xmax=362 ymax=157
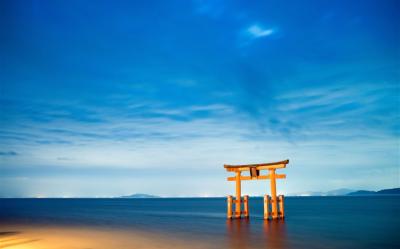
xmin=224 ymin=159 xmax=289 ymax=172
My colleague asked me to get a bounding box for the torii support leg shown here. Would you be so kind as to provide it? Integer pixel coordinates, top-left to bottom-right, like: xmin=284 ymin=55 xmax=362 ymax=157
xmin=235 ymin=171 xmax=241 ymax=218
xmin=243 ymin=195 xmax=249 ymax=218
xmin=227 ymin=195 xmax=233 ymax=219
xmin=269 ymin=169 xmax=278 ymax=219
xmin=278 ymin=195 xmax=285 ymax=218
xmin=264 ymin=195 xmax=270 ymax=219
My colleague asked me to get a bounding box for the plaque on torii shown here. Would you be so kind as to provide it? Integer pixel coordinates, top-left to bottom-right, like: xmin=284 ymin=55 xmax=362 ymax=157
xmin=224 ymin=159 xmax=289 ymax=219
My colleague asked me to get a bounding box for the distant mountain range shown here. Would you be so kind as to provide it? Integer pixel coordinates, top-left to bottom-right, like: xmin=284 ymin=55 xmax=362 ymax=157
xmin=289 ymin=188 xmax=400 ymax=196
xmin=289 ymin=188 xmax=354 ymax=196
xmin=119 ymin=193 xmax=160 ymax=198
xmin=347 ymin=188 xmax=400 ymax=196
xmin=119 ymin=188 xmax=399 ymax=198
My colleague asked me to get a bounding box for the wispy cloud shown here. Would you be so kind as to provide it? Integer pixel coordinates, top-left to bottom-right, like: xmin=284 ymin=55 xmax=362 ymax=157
xmin=268 ymin=82 xmax=399 ymax=141
xmin=0 ymin=151 xmax=18 ymax=156
xmin=238 ymin=24 xmax=276 ymax=47
xmin=247 ymin=25 xmax=274 ymax=38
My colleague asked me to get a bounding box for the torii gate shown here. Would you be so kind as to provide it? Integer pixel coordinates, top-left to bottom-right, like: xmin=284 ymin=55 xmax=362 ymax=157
xmin=224 ymin=159 xmax=289 ymax=220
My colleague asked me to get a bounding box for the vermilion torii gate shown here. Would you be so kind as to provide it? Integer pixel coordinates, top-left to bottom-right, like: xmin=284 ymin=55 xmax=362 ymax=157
xmin=224 ymin=159 xmax=289 ymax=220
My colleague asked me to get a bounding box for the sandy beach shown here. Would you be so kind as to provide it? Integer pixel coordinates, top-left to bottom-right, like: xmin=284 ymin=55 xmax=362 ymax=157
xmin=0 ymin=224 xmax=216 ymax=249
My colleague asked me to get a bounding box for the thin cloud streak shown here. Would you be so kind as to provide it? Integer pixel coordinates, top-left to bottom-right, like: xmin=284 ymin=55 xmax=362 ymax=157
xmin=247 ymin=25 xmax=274 ymax=38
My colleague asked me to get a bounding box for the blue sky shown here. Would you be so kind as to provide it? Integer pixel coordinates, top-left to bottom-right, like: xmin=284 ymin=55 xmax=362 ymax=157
xmin=0 ymin=0 xmax=399 ymax=197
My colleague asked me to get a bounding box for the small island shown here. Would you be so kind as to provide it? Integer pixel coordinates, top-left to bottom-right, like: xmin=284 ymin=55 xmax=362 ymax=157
xmin=119 ymin=193 xmax=160 ymax=198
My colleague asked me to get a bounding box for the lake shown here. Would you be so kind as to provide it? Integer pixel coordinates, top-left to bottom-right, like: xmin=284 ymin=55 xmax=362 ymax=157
xmin=0 ymin=196 xmax=399 ymax=248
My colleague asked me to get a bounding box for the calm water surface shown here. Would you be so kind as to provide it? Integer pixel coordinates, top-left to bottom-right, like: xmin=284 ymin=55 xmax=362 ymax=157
xmin=1 ymin=196 xmax=399 ymax=248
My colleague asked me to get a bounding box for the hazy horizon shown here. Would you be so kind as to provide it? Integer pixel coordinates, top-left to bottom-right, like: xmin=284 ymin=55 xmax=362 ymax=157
xmin=1 ymin=0 xmax=399 ymax=198
xmin=0 ymin=183 xmax=398 ymax=199
xmin=1 ymin=186 xmax=399 ymax=198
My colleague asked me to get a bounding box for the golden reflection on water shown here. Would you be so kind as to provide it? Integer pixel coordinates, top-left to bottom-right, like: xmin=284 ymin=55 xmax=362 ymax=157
xmin=226 ymin=219 xmax=251 ymax=249
xmin=226 ymin=219 xmax=287 ymax=249
xmin=263 ymin=219 xmax=287 ymax=249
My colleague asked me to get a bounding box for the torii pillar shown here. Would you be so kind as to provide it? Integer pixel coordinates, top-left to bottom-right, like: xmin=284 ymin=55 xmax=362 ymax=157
xmin=224 ymin=159 xmax=289 ymax=220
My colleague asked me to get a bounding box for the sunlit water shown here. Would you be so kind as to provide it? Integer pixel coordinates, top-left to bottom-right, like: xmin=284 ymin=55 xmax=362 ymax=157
xmin=1 ymin=196 xmax=399 ymax=248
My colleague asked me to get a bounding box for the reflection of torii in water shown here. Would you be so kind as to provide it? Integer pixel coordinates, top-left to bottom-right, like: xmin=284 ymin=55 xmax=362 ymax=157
xmin=224 ymin=159 xmax=289 ymax=220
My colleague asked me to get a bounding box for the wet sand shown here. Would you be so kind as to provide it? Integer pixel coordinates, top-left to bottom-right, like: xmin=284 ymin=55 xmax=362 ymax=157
xmin=0 ymin=224 xmax=216 ymax=249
